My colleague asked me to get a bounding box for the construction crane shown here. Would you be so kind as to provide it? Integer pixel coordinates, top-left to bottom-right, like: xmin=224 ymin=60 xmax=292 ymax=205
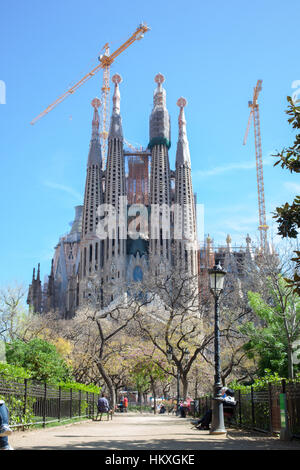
xmin=30 ymin=23 xmax=150 ymax=168
xmin=123 ymin=138 xmax=150 ymax=155
xmin=243 ymin=79 xmax=268 ymax=252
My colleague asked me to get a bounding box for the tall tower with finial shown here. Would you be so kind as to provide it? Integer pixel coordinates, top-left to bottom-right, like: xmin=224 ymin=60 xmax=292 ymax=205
xmin=149 ymin=74 xmax=172 ymax=271
xmin=103 ymin=74 xmax=127 ymax=296
xmin=27 ymin=264 xmax=43 ymax=313
xmin=79 ymin=98 xmax=103 ymax=299
xmin=174 ymin=97 xmax=198 ymax=277
xmin=28 ymin=70 xmax=203 ymax=315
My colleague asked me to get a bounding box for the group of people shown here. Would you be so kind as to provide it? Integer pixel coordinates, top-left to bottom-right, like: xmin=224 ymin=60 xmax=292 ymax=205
xmin=97 ymin=394 xmax=129 ymax=414
xmin=117 ymin=396 xmax=128 ymax=412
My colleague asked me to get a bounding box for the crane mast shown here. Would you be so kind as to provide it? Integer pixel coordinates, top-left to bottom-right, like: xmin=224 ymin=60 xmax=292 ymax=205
xmin=243 ymin=80 xmax=268 ymax=252
xmin=30 ymin=24 xmax=150 ymax=168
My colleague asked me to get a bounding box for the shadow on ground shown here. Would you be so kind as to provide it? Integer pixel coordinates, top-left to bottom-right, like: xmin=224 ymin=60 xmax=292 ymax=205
xmin=16 ymin=433 xmax=299 ymax=451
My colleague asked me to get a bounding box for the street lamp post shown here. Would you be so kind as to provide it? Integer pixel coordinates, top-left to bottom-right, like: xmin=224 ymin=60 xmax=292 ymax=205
xmin=208 ymin=262 xmax=227 ymax=435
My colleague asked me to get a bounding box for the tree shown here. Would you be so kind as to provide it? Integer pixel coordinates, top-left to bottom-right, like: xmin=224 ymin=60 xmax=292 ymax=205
xmin=130 ymin=346 xmax=171 ymax=414
xmin=66 ymin=277 xmax=154 ymax=409
xmin=135 ymin=267 xmax=208 ymax=399
xmin=102 ymin=336 xmax=137 ymax=402
xmin=273 ymin=96 xmax=300 ymax=295
xmin=0 ymin=284 xmax=27 ymax=342
xmin=240 ymin=277 xmax=300 ymax=379
xmin=5 ymin=338 xmax=73 ymax=383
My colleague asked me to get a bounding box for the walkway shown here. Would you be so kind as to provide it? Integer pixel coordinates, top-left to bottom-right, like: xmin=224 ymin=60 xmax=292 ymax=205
xmin=9 ymin=413 xmax=300 ymax=450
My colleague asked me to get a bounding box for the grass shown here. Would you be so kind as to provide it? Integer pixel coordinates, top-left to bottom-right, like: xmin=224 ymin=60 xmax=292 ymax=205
xmin=11 ymin=414 xmax=97 ymax=431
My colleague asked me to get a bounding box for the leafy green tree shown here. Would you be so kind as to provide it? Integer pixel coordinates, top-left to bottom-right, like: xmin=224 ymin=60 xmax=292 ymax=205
xmin=0 ymin=284 xmax=27 ymax=342
xmin=5 ymin=338 xmax=73 ymax=383
xmin=130 ymin=353 xmax=171 ymax=413
xmin=273 ymin=96 xmax=300 ymax=295
xmin=240 ymin=277 xmax=300 ymax=378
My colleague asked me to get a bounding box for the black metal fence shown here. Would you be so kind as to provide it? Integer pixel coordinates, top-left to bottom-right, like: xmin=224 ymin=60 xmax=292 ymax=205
xmin=0 ymin=374 xmax=99 ymax=429
xmin=196 ymin=380 xmax=300 ymax=437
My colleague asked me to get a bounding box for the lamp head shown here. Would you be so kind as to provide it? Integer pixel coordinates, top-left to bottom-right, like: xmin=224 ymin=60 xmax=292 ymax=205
xmin=209 ymin=262 xmax=226 ymax=296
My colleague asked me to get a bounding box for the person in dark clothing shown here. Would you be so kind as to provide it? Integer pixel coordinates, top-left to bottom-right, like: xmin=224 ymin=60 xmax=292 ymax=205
xmin=97 ymin=393 xmax=110 ymax=413
xmin=119 ymin=398 xmax=124 ymax=412
xmin=193 ymin=388 xmax=236 ymax=430
xmin=179 ymin=402 xmax=187 ymax=418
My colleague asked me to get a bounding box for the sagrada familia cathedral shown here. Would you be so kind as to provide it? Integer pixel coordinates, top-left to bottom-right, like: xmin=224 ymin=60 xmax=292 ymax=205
xmin=28 ymin=72 xmax=262 ymax=317
xmin=27 ymin=73 xmax=202 ymax=317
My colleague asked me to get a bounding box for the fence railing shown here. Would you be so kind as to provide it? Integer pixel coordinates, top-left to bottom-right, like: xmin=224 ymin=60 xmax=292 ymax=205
xmin=0 ymin=374 xmax=99 ymax=429
xmin=196 ymin=380 xmax=300 ymax=437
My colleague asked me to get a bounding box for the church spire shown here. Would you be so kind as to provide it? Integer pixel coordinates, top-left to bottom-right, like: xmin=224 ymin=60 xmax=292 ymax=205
xmin=105 ymin=73 xmax=125 ymax=206
xmin=149 ymin=74 xmax=172 ymax=269
xmin=149 ymin=73 xmax=171 ymax=150
xmin=82 ymin=99 xmax=103 ymax=236
xmin=174 ymin=96 xmax=198 ymax=277
xmin=50 ymin=258 xmax=54 ymax=277
xmin=108 ymin=74 xmax=123 ymax=140
xmin=112 ymin=73 xmax=121 ymax=114
xmin=91 ymin=98 xmax=100 ymax=138
xmin=102 ymin=73 xmax=126 ymax=297
xmin=176 ymin=97 xmax=191 ymax=167
xmin=87 ymin=98 xmax=102 ymax=167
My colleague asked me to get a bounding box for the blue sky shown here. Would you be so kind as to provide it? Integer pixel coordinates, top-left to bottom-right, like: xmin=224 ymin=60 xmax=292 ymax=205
xmin=1 ymin=0 xmax=300 ymax=288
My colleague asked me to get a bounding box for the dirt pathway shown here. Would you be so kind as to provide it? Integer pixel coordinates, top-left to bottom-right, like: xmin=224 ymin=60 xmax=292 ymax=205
xmin=9 ymin=413 xmax=300 ymax=450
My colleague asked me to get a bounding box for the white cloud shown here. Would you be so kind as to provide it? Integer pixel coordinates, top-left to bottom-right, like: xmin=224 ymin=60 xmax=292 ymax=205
xmin=43 ymin=181 xmax=82 ymax=202
xmin=283 ymin=182 xmax=300 ymax=193
xmin=194 ymin=154 xmax=273 ymax=178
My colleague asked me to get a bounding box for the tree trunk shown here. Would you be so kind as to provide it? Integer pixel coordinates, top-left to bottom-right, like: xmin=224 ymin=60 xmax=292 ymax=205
xmin=138 ymin=390 xmax=143 ymax=412
xmin=287 ymin=343 xmax=294 ymax=379
xmin=182 ymin=375 xmax=189 ymax=400
xmin=151 ymin=378 xmax=157 ymax=414
xmin=97 ymin=362 xmax=116 ymax=409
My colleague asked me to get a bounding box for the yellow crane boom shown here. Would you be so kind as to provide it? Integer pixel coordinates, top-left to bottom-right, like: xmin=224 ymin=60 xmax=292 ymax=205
xmin=30 ymin=23 xmax=149 ymax=126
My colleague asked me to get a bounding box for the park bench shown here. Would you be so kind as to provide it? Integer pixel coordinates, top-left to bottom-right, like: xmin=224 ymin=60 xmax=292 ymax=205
xmin=95 ymin=409 xmax=113 ymax=421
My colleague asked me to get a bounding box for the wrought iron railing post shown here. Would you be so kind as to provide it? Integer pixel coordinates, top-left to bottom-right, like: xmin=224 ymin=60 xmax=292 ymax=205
xmin=43 ymin=382 xmax=47 ymax=428
xmin=79 ymin=390 xmax=81 ymax=418
xmin=86 ymin=392 xmax=89 ymax=418
xmin=238 ymin=389 xmax=242 ymax=427
xmin=251 ymin=386 xmax=255 ymax=428
xmin=70 ymin=388 xmax=73 ymax=419
xmin=268 ymin=383 xmax=273 ymax=433
xmin=58 ymin=386 xmax=61 ymax=422
xmin=23 ymin=378 xmax=28 ymax=430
